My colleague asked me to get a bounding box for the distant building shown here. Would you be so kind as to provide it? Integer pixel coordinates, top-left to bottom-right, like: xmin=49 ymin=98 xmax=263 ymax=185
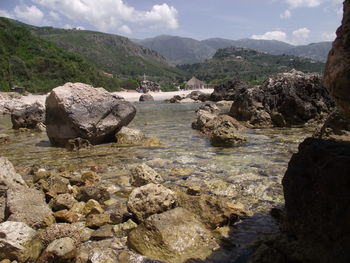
xmin=186 ymin=76 xmax=205 ymax=89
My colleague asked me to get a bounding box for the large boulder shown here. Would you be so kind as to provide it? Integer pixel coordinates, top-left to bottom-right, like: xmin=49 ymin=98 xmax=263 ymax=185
xmin=211 ymin=79 xmax=251 ymax=101
xmin=10 ymin=102 xmax=45 ymax=129
xmin=282 ymin=138 xmax=350 ymax=262
xmin=45 ymin=83 xmax=136 ymax=146
xmin=139 ymin=93 xmax=154 ymax=102
xmin=128 ymin=207 xmax=216 ymax=263
xmin=230 ymin=70 xmax=334 ymax=127
xmin=210 ymin=119 xmax=247 ymax=147
xmin=192 ymin=103 xmax=220 ymax=132
xmin=127 ymin=183 xmax=177 ymax=222
xmin=0 ymin=221 xmax=43 ymax=263
xmin=324 ymin=1 xmax=350 ymax=117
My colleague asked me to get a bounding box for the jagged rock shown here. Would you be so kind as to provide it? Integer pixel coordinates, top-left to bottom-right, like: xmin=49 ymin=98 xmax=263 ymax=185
xmin=45 ymin=82 xmax=136 ymax=146
xmin=186 ymin=90 xmax=205 ymax=101
xmin=10 ymin=102 xmax=45 ymax=129
xmin=230 ymin=70 xmax=334 ymax=127
xmin=37 ymin=237 xmax=76 ymax=263
xmin=37 ymin=175 xmax=70 ymax=196
xmin=0 ymin=221 xmax=43 ymax=263
xmin=127 ymin=183 xmax=177 ymax=222
xmin=38 ymin=223 xmax=92 ymax=246
xmin=192 ymin=103 xmax=220 ymax=131
xmin=282 ymin=138 xmax=350 ymax=263
xmin=210 ymin=119 xmax=247 ymax=147
xmin=130 ymin=163 xmax=163 ymax=187
xmin=0 ymin=157 xmax=26 ymax=188
xmin=314 ymin=110 xmax=350 ymax=142
xmin=6 ymin=186 xmax=52 ymax=229
xmin=324 ymin=1 xmax=350 ymax=117
xmin=53 ymin=210 xmax=80 ymax=223
xmin=81 ymin=199 xmax=104 ymax=216
xmin=76 ymin=186 xmax=110 ymax=203
xmin=128 ymin=207 xmax=216 ymax=263
xmin=137 ymin=80 xmax=161 ymax=93
xmin=139 ymin=93 xmax=154 ymax=102
xmin=49 ymin=193 xmax=78 ymax=211
xmin=86 ymin=214 xmax=111 ymax=228
xmin=115 ymin=127 xmax=145 ymax=145
xmin=211 ymin=79 xmax=251 ymax=101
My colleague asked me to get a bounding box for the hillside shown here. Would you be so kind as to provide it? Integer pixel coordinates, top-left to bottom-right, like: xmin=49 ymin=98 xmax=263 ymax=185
xmin=0 ymin=18 xmax=123 ymax=93
xmin=177 ymin=47 xmax=325 ymax=84
xmin=282 ymin=42 xmax=332 ymax=62
xmin=25 ymin=26 xmax=184 ymax=82
xmin=134 ymin=35 xmax=216 ymax=65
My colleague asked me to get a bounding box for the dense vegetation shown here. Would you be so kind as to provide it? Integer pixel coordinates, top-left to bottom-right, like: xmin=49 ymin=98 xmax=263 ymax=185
xmin=178 ymin=47 xmax=325 ymax=84
xmin=0 ymin=18 xmax=126 ymax=93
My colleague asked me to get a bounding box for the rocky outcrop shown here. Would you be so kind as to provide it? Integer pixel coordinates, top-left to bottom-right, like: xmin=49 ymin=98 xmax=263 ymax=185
xmin=281 ymin=138 xmax=350 ymax=263
xmin=230 ymin=70 xmax=334 ymax=127
xmin=45 ymin=82 xmax=136 ymax=147
xmin=139 ymin=93 xmax=154 ymax=101
xmin=210 ymin=119 xmax=247 ymax=147
xmin=127 ymin=183 xmax=177 ymax=221
xmin=137 ymin=80 xmax=160 ymax=93
xmin=324 ymin=1 xmax=350 ymax=117
xmin=10 ymin=102 xmax=45 ymax=129
xmin=128 ymin=207 xmax=216 ymax=263
xmin=211 ymin=79 xmax=251 ymax=101
xmin=192 ymin=103 xmax=220 ymax=131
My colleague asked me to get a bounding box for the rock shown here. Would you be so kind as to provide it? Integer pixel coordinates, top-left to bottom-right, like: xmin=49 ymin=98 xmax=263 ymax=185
xmin=0 ymin=221 xmax=43 ymax=263
xmin=130 ymin=163 xmax=163 ymax=187
xmin=49 ymin=193 xmax=77 ymax=211
xmin=186 ymin=90 xmax=205 ymax=101
xmin=10 ymin=102 xmax=45 ymax=129
xmin=76 ymin=245 xmax=118 ymax=263
xmin=0 ymin=134 xmax=10 ymax=145
xmin=115 ymin=126 xmax=145 ymax=145
xmin=45 ymin=82 xmax=136 ymax=146
xmin=128 ymin=207 xmax=216 ymax=263
xmin=65 ymin=137 xmax=91 ymax=151
xmin=230 ymin=70 xmax=334 ymax=127
xmin=81 ymin=199 xmax=104 ymax=216
xmin=0 ymin=157 xmax=26 ymax=188
xmin=127 ymin=183 xmax=177 ymax=222
xmin=282 ymin=138 xmax=350 ymax=262
xmin=77 ymin=186 xmax=110 ymax=203
xmin=6 ymin=186 xmax=52 ymax=229
xmin=139 ymin=93 xmax=154 ymax=102
xmin=81 ymin=171 xmax=100 ymax=186
xmin=38 ymin=175 xmax=70 ymax=196
xmin=38 ymin=223 xmax=92 ymax=246
xmin=176 ymin=192 xmax=248 ymax=229
xmin=200 ymin=114 xmax=245 ymax=136
xmin=192 ymin=103 xmax=220 ymax=131
xmin=105 ymin=200 xmax=131 ymax=224
xmin=314 ymin=110 xmax=350 ymax=142
xmin=35 ymin=122 xmax=46 ymax=132
xmin=37 ymin=237 xmax=76 ymax=263
xmin=137 ymin=80 xmax=161 ymax=93
xmin=53 ymin=210 xmax=80 ymax=223
xmin=178 ymin=98 xmax=196 ymax=103
xmin=210 ymin=119 xmax=247 ymax=147
xmin=324 ymin=1 xmax=350 ymax=117
xmin=211 ymin=79 xmax=251 ymax=101
xmin=142 ymin=137 xmax=161 ymax=147
xmin=113 ymin=219 xmax=137 ymax=237
xmin=91 ymin=224 xmax=114 ymax=240
xmin=86 ymin=214 xmax=111 ymax=228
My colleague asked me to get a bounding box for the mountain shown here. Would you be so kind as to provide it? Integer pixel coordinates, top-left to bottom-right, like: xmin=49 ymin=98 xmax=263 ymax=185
xmin=0 ymin=17 xmax=123 ymax=93
xmin=134 ymin=35 xmax=216 ymax=65
xmin=135 ymin=35 xmax=331 ymax=64
xmin=177 ymin=46 xmax=325 ymax=84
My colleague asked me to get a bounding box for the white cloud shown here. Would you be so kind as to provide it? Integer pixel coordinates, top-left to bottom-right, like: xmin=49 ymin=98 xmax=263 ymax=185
xmin=292 ymin=27 xmax=310 ymax=44
xmin=251 ymin=31 xmax=288 ymax=41
xmin=32 ymin=0 xmax=179 ymax=34
xmin=322 ymin=32 xmax=336 ymax=41
xmin=0 ymin=9 xmax=14 ymax=19
xmin=280 ymin=9 xmax=291 ymax=19
xmin=13 ymin=5 xmax=44 ymax=25
xmin=49 ymin=11 xmax=60 ymax=21
xmin=285 ymin=0 xmax=322 ymax=9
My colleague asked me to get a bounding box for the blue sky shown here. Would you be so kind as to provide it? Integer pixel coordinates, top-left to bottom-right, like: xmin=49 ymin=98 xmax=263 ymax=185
xmin=0 ymin=0 xmax=343 ymax=45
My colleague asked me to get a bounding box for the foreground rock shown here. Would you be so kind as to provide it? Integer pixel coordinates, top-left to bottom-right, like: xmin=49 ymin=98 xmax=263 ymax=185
xmin=211 ymin=79 xmax=251 ymax=101
xmin=46 ymin=83 xmax=136 ymax=146
xmin=230 ymin=70 xmax=334 ymax=127
xmin=0 ymin=221 xmax=43 ymax=263
xmin=115 ymin=127 xmax=145 ymax=145
xmin=130 ymin=163 xmax=163 ymax=187
xmin=0 ymin=157 xmax=26 ymax=188
xmin=324 ymin=1 xmax=350 ymax=117
xmin=10 ymin=102 xmax=45 ymax=130
xmin=128 ymin=207 xmax=216 ymax=263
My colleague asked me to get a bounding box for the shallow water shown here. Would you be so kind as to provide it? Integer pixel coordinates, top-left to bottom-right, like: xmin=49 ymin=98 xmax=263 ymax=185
xmin=0 ymin=102 xmax=313 ymax=262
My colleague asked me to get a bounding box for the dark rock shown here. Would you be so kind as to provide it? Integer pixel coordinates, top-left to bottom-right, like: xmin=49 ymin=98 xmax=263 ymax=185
xmin=65 ymin=137 xmax=91 ymax=151
xmin=49 ymin=193 xmax=78 ymax=211
xmin=45 ymin=82 xmax=136 ymax=146
xmin=282 ymin=138 xmax=350 ymax=263
xmin=139 ymin=93 xmax=154 ymax=101
xmin=210 ymin=119 xmax=247 ymax=147
xmin=11 ymin=102 xmax=45 ymax=129
xmin=186 ymin=90 xmax=205 ymax=101
xmin=137 ymin=80 xmax=161 ymax=93
xmin=211 ymin=79 xmax=250 ymax=101
xmin=0 ymin=134 xmax=10 ymax=145
xmin=76 ymin=186 xmax=110 ymax=203
xmin=192 ymin=103 xmax=220 ymax=131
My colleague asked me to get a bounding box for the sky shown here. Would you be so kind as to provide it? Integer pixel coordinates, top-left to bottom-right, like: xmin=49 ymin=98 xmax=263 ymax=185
xmin=0 ymin=0 xmax=343 ymax=45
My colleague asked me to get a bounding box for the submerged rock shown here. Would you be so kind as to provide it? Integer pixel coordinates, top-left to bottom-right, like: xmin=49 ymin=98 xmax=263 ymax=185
xmin=130 ymin=163 xmax=163 ymax=187
xmin=128 ymin=207 xmax=216 ymax=263
xmin=10 ymin=102 xmax=45 ymax=130
xmin=45 ymin=82 xmax=136 ymax=147
xmin=210 ymin=119 xmax=247 ymax=147
xmin=115 ymin=126 xmax=145 ymax=145
xmin=0 ymin=134 xmax=10 ymax=145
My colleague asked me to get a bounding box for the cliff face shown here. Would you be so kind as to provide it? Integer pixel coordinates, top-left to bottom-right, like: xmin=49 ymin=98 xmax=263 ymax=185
xmin=324 ymin=0 xmax=350 ymax=117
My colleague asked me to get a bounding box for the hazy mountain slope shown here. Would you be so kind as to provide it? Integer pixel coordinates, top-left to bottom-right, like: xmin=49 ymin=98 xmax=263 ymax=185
xmin=0 ymin=18 xmax=121 ymax=93
xmin=282 ymin=42 xmax=332 ymax=62
xmin=178 ymin=47 xmax=325 ymax=83
xmin=134 ymin=35 xmax=216 ymax=65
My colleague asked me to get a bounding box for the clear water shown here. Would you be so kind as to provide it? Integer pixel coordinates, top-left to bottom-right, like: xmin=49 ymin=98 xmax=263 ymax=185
xmin=0 ymin=102 xmax=313 ymax=262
